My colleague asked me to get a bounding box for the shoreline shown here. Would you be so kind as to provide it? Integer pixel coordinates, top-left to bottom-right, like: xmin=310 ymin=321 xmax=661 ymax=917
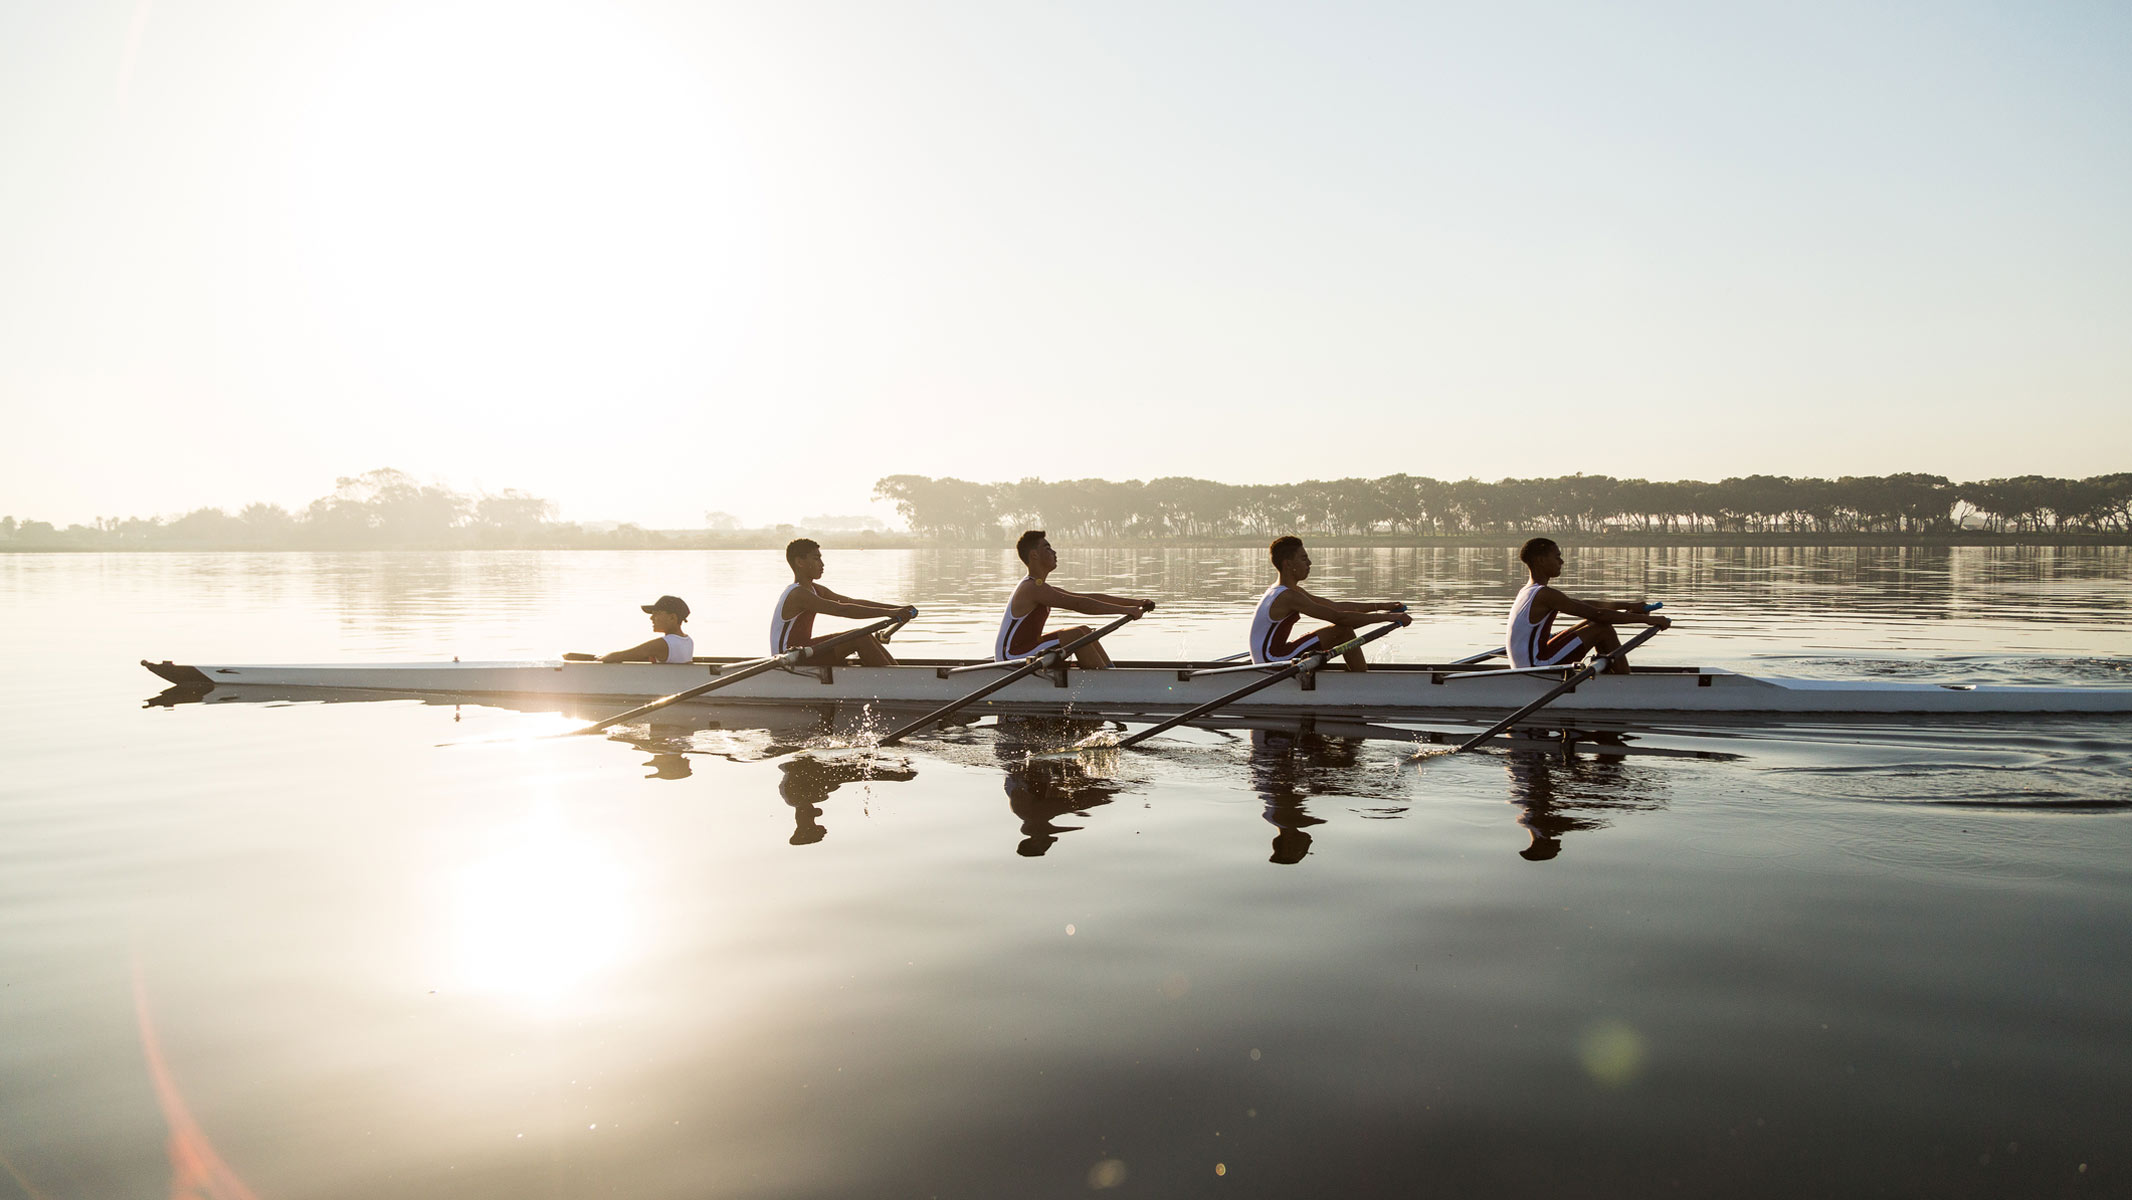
xmin=6 ymin=532 xmax=2128 ymax=553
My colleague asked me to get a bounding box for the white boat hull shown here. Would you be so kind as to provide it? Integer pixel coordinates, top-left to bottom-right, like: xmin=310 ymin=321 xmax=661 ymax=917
xmin=143 ymin=658 xmax=2132 ymax=716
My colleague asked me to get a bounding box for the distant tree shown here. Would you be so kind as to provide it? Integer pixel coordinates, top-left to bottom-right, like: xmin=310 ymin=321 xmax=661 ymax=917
xmin=167 ymin=507 xmax=245 ymax=543
xmin=476 ymin=490 xmax=555 ymax=530
xmin=702 ymin=511 xmax=742 ymax=531
xmin=239 ymin=503 xmax=296 ymax=546
xmin=2085 ymin=474 xmax=2132 ymax=531
xmin=872 ymin=475 xmax=1001 ymax=540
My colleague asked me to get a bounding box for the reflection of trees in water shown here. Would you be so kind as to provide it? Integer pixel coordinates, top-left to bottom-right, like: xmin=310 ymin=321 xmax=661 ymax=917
xmin=994 ymin=717 xmax=1123 ymax=857
xmin=1500 ymin=738 xmax=1670 ymax=862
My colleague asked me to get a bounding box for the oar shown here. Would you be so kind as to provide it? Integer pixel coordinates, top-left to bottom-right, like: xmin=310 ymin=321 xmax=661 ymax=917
xmin=1450 ymin=623 xmax=1666 ymax=754
xmin=877 ymin=607 xmax=1147 ymax=746
xmin=1114 ymin=619 xmax=1408 ymax=750
xmin=568 ymin=615 xmax=908 ymax=737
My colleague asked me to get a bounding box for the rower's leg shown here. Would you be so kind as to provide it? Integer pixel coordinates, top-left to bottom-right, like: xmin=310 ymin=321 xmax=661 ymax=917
xmin=854 ymin=637 xmax=897 ymax=667
xmin=1065 ymin=626 xmax=1115 ymax=669
xmin=1311 ymin=624 xmax=1365 ymax=672
xmin=1584 ymin=622 xmax=1630 ymax=674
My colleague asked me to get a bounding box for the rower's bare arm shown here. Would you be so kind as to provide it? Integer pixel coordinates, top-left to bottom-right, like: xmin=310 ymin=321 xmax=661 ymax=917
xmin=1035 ymin=581 xmax=1150 ymax=617
xmin=597 ymin=637 xmax=671 ymax=664
xmin=801 ymin=588 xmax=905 ymax=620
xmin=1288 ymin=588 xmax=1403 ymax=624
xmin=1547 ymin=590 xmax=1669 ymax=627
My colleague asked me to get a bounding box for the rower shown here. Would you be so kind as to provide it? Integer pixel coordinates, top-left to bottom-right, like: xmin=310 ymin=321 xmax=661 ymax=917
xmin=998 ymin=530 xmax=1155 ymax=669
xmin=1249 ymin=536 xmax=1411 ymax=672
xmin=564 ymin=595 xmax=695 ymax=663
xmin=1506 ymin=537 xmax=1669 ymax=674
xmin=773 ymin=538 xmax=917 ymax=666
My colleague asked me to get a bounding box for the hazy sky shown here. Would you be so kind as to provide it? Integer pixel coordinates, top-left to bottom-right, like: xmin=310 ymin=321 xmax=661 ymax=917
xmin=3 ymin=0 xmax=2127 ymax=528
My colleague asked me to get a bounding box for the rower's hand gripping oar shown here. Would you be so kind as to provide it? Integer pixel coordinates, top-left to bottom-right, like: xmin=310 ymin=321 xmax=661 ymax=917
xmin=876 ymin=605 xmax=1150 ymax=747
xmin=1450 ymin=622 xmax=1666 ymax=754
xmin=566 ymin=614 xmax=909 ymax=738
xmin=1114 ymin=617 xmax=1409 ymax=750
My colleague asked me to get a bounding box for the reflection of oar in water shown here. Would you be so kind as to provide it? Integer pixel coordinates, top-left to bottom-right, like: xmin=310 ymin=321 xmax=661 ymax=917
xmin=1113 ymin=618 xmax=1408 ymax=750
xmin=1451 ymin=623 xmax=1666 ymax=754
xmin=515 ymin=614 xmax=912 ymax=742
xmin=876 ymin=607 xmax=1148 ymax=747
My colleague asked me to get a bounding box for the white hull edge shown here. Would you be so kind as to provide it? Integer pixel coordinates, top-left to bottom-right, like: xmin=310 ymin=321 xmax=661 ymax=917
xmin=143 ymin=658 xmax=2132 ymax=715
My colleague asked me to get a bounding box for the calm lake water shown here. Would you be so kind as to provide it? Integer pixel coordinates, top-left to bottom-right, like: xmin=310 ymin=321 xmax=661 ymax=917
xmin=3 ymin=546 xmax=2129 ymax=1198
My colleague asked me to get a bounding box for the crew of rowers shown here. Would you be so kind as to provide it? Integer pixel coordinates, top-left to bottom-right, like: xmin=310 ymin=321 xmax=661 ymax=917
xmin=571 ymin=532 xmax=1670 ymax=673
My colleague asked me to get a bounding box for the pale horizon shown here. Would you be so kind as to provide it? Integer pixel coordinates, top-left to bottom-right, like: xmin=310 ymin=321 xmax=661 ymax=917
xmin=4 ymin=0 xmax=2128 ymax=529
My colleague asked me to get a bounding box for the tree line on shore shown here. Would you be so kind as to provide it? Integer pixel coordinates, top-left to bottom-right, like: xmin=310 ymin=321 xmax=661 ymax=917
xmin=8 ymin=467 xmax=2129 ymax=551
xmin=0 ymin=469 xmax=655 ymax=550
xmin=873 ymin=472 xmax=2132 ymax=540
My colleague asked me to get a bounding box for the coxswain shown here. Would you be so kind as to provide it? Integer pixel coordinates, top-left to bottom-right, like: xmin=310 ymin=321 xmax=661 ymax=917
xmin=564 ymin=595 xmax=694 ymax=663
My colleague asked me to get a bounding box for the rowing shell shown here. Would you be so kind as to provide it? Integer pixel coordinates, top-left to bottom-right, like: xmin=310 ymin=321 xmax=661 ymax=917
xmin=141 ymin=658 xmax=2132 ymax=716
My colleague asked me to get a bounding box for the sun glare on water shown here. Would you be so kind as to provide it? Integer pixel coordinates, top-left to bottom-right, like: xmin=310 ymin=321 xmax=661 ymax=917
xmin=446 ymin=805 xmax=635 ymax=1012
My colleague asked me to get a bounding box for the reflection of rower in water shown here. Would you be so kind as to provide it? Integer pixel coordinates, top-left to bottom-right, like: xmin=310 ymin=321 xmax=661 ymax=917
xmin=1247 ymin=726 xmax=1366 ymax=864
xmin=997 ymin=530 xmax=1155 ymax=669
xmin=1250 ymin=536 xmax=1410 ymax=673
xmin=773 ymin=539 xmax=916 ymax=666
xmin=643 ymin=753 xmax=693 ymax=780
xmin=995 ymin=715 xmax=1121 ymax=857
xmin=1499 ymin=739 xmax=1652 ymax=861
xmin=778 ymin=754 xmax=917 ymax=846
xmin=1507 ymin=538 xmax=1668 ymax=674
xmin=564 ymin=595 xmax=695 ymax=663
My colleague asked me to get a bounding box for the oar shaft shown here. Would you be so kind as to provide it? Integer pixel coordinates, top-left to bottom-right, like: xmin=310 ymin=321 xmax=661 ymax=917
xmin=1451 ymin=623 xmax=1664 ymax=753
xmin=878 ymin=609 xmax=1143 ymax=746
xmin=1116 ymin=619 xmax=1405 ymax=749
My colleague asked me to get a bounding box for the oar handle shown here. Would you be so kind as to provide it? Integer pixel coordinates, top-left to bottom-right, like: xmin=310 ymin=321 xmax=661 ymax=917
xmin=878 ymin=607 xmax=919 ymax=643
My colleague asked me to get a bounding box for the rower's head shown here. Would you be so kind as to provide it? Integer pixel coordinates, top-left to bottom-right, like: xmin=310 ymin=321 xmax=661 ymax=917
xmin=641 ymin=594 xmax=690 ymax=633
xmin=1269 ymin=535 xmax=1310 ymax=581
xmin=1519 ymin=537 xmax=1563 ymax=581
xmin=1016 ymin=529 xmax=1057 ymax=574
xmin=786 ymin=537 xmax=824 ymax=581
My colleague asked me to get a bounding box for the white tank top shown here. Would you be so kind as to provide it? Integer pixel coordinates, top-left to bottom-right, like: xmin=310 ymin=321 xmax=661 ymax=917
xmin=1248 ymin=585 xmax=1300 ymax=663
xmin=770 ymin=583 xmax=803 ymax=654
xmin=1505 ymin=582 xmax=1554 ymax=668
xmin=661 ymin=633 xmax=695 ymax=663
xmin=995 ymin=578 xmax=1053 ymax=660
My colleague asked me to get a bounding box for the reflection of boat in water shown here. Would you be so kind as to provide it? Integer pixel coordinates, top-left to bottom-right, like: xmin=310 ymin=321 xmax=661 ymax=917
xmin=141 ymin=655 xmax=2132 ymax=716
